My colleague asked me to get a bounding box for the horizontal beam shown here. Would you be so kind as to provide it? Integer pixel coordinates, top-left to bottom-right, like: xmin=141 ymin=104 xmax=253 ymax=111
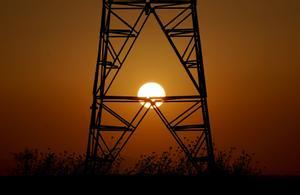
xmin=173 ymin=124 xmax=206 ymax=131
xmin=109 ymin=0 xmax=191 ymax=3
xmin=97 ymin=95 xmax=203 ymax=102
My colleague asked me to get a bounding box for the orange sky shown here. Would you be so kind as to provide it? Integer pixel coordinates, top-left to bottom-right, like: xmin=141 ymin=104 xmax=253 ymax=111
xmin=0 ymin=0 xmax=299 ymax=175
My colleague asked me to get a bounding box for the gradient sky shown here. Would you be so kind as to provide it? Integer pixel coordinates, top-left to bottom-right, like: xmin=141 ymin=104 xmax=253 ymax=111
xmin=0 ymin=0 xmax=299 ymax=175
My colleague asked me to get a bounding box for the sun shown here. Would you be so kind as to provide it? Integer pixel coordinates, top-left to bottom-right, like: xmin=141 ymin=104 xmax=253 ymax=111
xmin=137 ymin=82 xmax=166 ymax=108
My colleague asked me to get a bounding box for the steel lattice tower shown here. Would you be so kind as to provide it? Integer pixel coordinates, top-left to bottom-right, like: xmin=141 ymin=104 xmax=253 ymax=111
xmin=86 ymin=0 xmax=215 ymax=174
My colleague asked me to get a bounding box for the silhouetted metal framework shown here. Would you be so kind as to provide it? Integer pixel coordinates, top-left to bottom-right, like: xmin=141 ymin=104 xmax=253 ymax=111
xmin=86 ymin=0 xmax=215 ymax=174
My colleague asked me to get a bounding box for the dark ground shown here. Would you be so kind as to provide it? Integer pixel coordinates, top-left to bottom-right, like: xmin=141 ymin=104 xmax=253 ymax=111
xmin=1 ymin=175 xmax=299 ymax=193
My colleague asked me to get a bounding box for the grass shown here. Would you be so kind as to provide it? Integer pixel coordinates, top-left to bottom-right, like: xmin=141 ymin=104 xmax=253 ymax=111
xmin=10 ymin=147 xmax=261 ymax=176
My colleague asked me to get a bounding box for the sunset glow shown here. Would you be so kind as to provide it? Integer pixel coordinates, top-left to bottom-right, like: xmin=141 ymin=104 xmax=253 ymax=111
xmin=0 ymin=0 xmax=299 ymax=176
xmin=137 ymin=82 xmax=166 ymax=108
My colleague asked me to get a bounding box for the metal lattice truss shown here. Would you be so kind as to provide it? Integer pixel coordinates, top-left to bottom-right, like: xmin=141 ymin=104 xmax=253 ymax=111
xmin=87 ymin=0 xmax=215 ymax=172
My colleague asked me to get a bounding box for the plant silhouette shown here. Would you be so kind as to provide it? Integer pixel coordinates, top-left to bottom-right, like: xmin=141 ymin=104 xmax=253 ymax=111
xmin=11 ymin=146 xmax=261 ymax=176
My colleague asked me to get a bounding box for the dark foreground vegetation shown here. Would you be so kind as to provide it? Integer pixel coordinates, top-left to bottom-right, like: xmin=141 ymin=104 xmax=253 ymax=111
xmin=5 ymin=149 xmax=300 ymax=193
xmin=11 ymin=147 xmax=261 ymax=177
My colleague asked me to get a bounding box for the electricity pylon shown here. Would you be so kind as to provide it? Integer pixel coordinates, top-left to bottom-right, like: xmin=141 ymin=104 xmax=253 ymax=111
xmin=86 ymin=0 xmax=215 ymax=174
